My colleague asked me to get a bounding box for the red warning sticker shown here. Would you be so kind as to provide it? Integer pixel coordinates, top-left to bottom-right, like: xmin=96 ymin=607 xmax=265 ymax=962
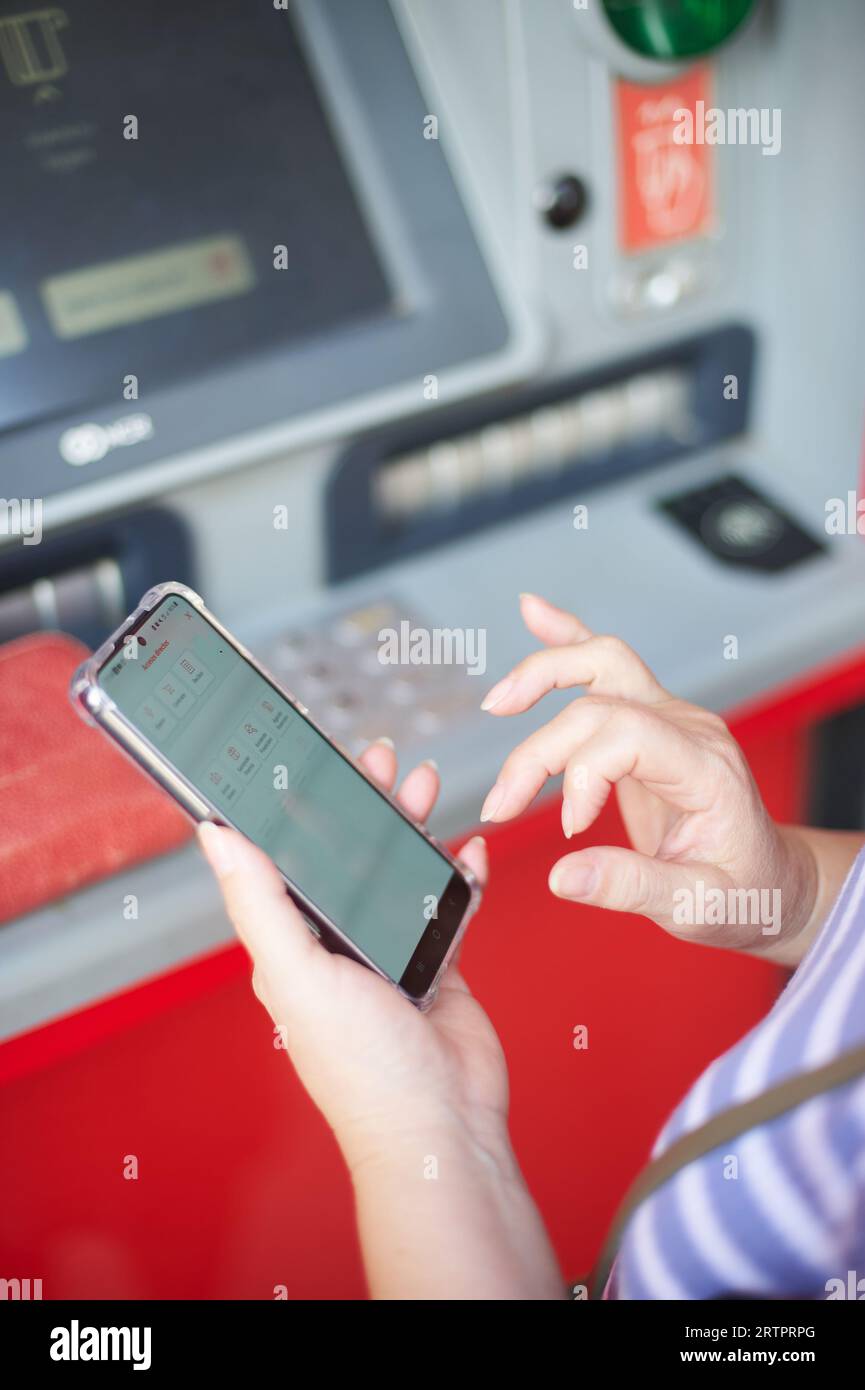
xmin=615 ymin=65 xmax=714 ymax=253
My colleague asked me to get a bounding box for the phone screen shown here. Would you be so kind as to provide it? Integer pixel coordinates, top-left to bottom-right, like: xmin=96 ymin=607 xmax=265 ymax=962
xmin=97 ymin=593 xmax=469 ymax=992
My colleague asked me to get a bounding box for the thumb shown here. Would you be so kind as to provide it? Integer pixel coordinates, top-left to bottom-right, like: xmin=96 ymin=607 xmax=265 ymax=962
xmin=548 ymin=845 xmax=732 ymax=936
xmin=197 ymin=822 xmax=321 ymax=997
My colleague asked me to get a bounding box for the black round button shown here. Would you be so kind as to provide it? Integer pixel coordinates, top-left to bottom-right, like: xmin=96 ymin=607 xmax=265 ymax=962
xmin=535 ymin=173 xmax=589 ymax=230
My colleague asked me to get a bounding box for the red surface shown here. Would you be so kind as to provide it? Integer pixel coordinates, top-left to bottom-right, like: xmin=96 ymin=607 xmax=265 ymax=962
xmin=0 ymin=632 xmax=191 ymax=925
xmin=727 ymin=641 xmax=865 ymax=740
xmin=0 ymin=647 xmax=860 ymax=1297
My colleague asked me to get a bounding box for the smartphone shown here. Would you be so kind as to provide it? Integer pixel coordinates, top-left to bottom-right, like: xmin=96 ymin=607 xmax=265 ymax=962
xmin=70 ymin=582 xmax=480 ymax=1008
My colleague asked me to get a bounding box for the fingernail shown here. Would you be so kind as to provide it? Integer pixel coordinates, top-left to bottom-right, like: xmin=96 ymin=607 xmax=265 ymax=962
xmin=480 ymin=677 xmax=514 ymax=711
xmin=479 ymin=782 xmax=506 ymax=823
xmin=420 ymin=758 xmax=439 ymax=772
xmin=197 ymin=822 xmax=238 ymax=878
xmin=463 ymin=835 xmax=487 ymax=854
xmin=561 ymin=799 xmax=574 ymax=839
xmin=549 ymin=861 xmax=598 ymax=899
xmin=374 ymin=736 xmax=395 ymax=749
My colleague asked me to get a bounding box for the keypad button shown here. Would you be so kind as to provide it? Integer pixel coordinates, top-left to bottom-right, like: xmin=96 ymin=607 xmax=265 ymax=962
xmin=236 ymin=716 xmax=275 ymax=757
xmin=155 ymin=673 xmax=195 ymax=716
xmin=172 ymin=650 xmax=213 ymax=692
xmin=134 ymin=697 xmax=177 ymax=741
xmin=205 ymin=766 xmax=242 ymax=806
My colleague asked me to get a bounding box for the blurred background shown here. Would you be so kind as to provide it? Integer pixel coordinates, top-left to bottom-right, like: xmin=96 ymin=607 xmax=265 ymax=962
xmin=2 ymin=0 xmax=865 ymax=1298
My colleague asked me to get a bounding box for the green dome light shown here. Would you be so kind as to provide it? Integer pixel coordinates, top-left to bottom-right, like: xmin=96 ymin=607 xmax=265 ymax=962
xmin=602 ymin=0 xmax=755 ymax=61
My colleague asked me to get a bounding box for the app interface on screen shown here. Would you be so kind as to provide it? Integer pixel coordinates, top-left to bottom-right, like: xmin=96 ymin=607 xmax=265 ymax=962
xmin=98 ymin=595 xmax=454 ymax=982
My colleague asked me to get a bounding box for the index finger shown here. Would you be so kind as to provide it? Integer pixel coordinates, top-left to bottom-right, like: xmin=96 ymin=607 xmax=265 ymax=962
xmin=481 ymin=633 xmax=669 ymax=714
xmin=519 ymin=593 xmax=594 ymax=646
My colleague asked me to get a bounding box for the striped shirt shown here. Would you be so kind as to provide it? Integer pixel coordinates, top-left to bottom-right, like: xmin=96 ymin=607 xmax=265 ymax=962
xmin=611 ymin=847 xmax=865 ymax=1300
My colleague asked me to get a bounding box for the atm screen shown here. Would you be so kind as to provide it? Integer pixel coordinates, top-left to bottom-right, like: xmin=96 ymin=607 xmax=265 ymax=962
xmin=0 ymin=0 xmax=392 ymax=435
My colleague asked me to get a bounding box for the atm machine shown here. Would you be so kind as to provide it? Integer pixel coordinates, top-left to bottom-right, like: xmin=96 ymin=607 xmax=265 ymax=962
xmin=2 ymin=0 xmax=865 ymax=1297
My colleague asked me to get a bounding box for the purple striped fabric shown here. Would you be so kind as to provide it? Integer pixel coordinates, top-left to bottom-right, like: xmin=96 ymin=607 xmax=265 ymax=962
xmin=610 ymin=848 xmax=865 ymax=1300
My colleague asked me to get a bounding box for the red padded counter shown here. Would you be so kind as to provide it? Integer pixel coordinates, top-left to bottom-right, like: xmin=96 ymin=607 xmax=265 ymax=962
xmin=0 ymin=632 xmax=191 ymax=925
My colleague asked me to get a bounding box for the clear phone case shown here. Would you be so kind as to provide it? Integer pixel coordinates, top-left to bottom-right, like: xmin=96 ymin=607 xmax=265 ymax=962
xmin=69 ymin=581 xmax=482 ymax=1010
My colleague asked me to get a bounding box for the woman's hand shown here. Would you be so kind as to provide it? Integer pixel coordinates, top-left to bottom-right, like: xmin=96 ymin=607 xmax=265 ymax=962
xmin=198 ymin=744 xmax=565 ymax=1298
xmin=479 ymin=593 xmax=820 ymax=964
xmin=197 ymin=742 xmax=505 ymax=1167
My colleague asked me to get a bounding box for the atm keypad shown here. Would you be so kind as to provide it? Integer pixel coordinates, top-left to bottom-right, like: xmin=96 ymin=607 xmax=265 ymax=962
xmin=266 ymin=598 xmax=477 ymax=752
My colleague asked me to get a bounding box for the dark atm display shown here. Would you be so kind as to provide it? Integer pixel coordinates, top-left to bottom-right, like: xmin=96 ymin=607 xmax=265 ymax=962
xmin=0 ymin=0 xmax=392 ymax=436
xmin=0 ymin=0 xmax=518 ymax=516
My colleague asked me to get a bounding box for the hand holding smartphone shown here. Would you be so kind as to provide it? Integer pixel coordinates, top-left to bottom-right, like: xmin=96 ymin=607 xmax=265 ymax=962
xmin=70 ymin=582 xmax=480 ymax=1007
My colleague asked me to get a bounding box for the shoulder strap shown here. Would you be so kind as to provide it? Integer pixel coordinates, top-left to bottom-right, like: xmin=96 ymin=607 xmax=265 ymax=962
xmin=589 ymin=1039 xmax=865 ymax=1298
